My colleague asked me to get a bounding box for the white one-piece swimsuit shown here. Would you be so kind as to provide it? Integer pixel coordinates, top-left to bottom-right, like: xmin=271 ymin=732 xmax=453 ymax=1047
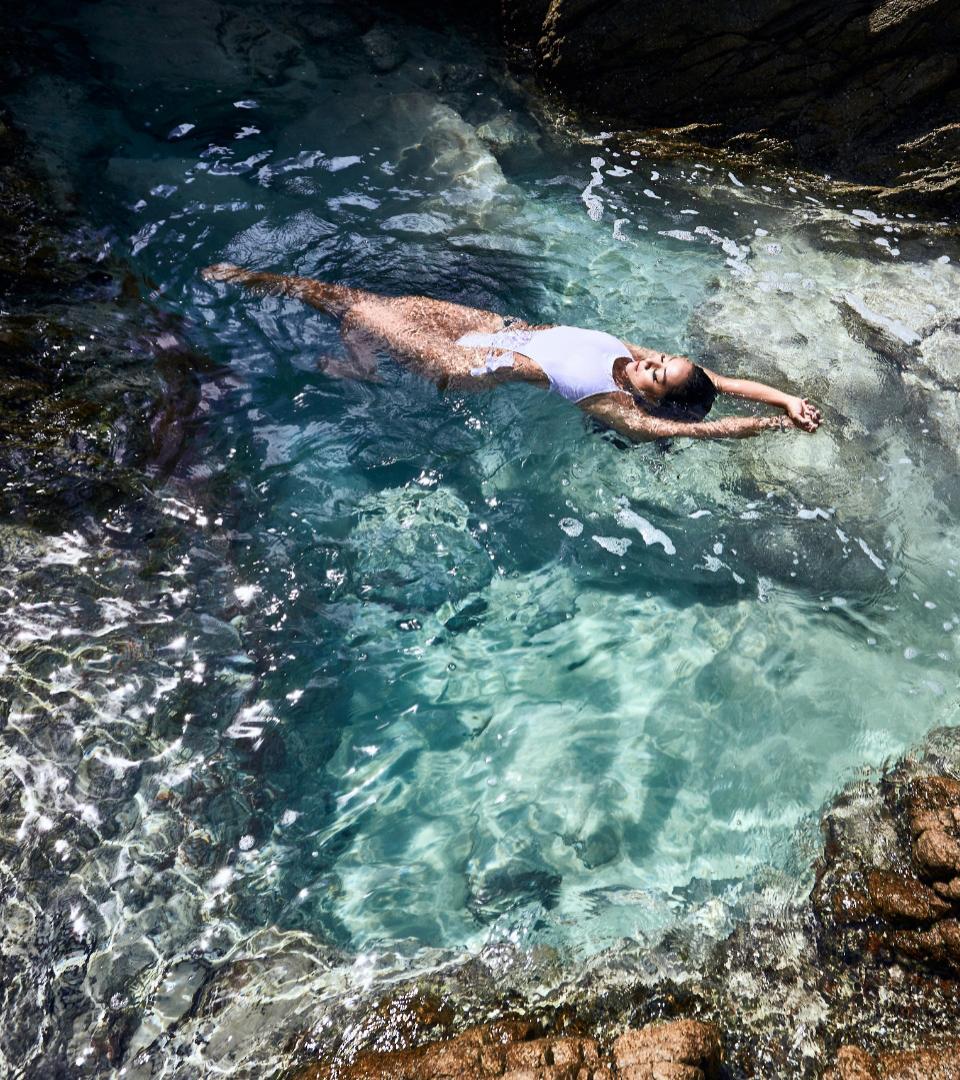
xmin=456 ymin=324 xmax=631 ymax=403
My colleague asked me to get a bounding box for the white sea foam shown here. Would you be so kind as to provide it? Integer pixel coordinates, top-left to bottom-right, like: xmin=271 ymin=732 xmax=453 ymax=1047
xmin=615 ymin=507 xmax=676 ymax=555
xmin=592 ymin=535 xmax=632 ymax=555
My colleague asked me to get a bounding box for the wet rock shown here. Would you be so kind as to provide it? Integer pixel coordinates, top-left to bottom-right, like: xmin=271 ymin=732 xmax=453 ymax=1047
xmin=908 ymin=779 xmax=960 ymax=883
xmin=878 ymin=1044 xmax=960 ymax=1079
xmin=294 ymin=1019 xmax=536 ymax=1078
xmin=815 ymin=759 xmax=960 ymax=980
xmin=826 ymin=1041 xmax=960 ymax=1079
xmin=934 ymin=878 xmax=960 ymax=902
xmin=865 ymin=870 xmax=953 ymax=923
xmin=501 ymin=0 xmax=960 ymax=207
xmin=0 ymin=116 xmax=209 ymax=528
xmin=613 ymin=1020 xmax=721 ymax=1080
xmin=914 ymin=830 xmax=960 ymax=879
xmin=824 ymin=1045 xmax=881 ymax=1080
xmin=908 ymin=777 xmax=960 ymax=830
xmin=888 ymin=918 xmax=960 ymax=970
xmin=294 ymin=1018 xmax=714 ymax=1079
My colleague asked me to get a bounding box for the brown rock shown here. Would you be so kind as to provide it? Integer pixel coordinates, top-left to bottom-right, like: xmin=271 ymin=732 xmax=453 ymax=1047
xmin=292 ymin=1025 xmax=603 ymax=1080
xmin=866 ymin=870 xmax=953 ymax=922
xmin=941 ymin=919 xmax=960 ymax=956
xmin=620 ymin=1065 xmax=704 ymax=1080
xmin=914 ymin=830 xmax=960 ymax=878
xmin=890 ymin=919 xmax=960 ymax=969
xmin=825 ymin=1045 xmax=880 ymax=1080
xmin=499 ymin=1035 xmax=602 ymax=1075
xmin=908 ymin=778 xmax=960 ymax=834
xmin=826 ymin=1042 xmax=960 ymax=1080
xmin=910 ymin=810 xmax=956 ymax=838
xmin=831 ymin=885 xmax=874 ymax=924
xmin=503 ymin=1042 xmax=549 ymax=1071
xmin=876 ymin=1043 xmax=960 ymax=1079
xmin=933 ymin=878 xmax=960 ymax=901
xmin=613 ymin=1020 xmax=720 ymax=1079
xmin=550 ymin=1038 xmax=600 ymax=1068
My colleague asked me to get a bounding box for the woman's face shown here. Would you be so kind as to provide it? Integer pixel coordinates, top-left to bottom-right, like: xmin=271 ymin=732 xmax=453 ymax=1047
xmin=623 ymin=352 xmax=694 ymax=401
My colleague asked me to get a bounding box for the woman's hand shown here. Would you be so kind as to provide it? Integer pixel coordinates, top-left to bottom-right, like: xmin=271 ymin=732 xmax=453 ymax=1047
xmin=784 ymin=396 xmax=822 ymax=433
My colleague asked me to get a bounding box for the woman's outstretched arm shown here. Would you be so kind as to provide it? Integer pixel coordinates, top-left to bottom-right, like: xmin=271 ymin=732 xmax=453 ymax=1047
xmin=704 ymin=368 xmax=821 ymax=431
xmin=582 ymin=394 xmax=799 ymax=442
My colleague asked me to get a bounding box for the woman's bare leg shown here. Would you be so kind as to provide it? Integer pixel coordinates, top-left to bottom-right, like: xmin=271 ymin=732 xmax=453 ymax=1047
xmin=201 ymin=263 xmax=547 ymax=390
xmin=342 ymin=295 xmax=547 ymax=390
xmin=201 ymin=262 xmax=362 ymax=318
xmin=317 ymin=325 xmax=383 ymax=382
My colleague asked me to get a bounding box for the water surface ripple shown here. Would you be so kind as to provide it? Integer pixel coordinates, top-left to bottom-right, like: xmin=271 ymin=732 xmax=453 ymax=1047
xmin=4 ymin=0 xmax=960 ymax=1073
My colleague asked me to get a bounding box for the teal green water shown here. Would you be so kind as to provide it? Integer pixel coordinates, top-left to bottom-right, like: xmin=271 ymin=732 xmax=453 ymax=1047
xmin=10 ymin=0 xmax=960 ymax=971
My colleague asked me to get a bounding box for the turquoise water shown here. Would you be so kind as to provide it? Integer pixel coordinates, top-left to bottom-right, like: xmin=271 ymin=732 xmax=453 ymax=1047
xmin=7 ymin=0 xmax=960 ymax=1062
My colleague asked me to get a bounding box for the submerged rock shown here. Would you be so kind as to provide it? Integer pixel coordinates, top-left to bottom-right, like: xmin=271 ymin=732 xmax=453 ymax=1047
xmin=350 ymin=487 xmax=494 ymax=609
xmin=363 ymin=25 xmax=408 ymax=73
xmin=466 ymin=860 xmax=563 ymax=924
xmin=0 ymin=113 xmax=210 ymax=528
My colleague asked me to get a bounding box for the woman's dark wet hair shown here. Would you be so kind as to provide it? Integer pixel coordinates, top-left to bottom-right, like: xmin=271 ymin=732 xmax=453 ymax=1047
xmin=652 ymin=363 xmax=717 ymax=421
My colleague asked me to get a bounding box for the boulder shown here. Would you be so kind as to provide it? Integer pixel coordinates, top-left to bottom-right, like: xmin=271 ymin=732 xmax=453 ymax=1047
xmin=865 ymin=870 xmax=952 ymax=923
xmin=293 ymin=1020 xmax=605 ymax=1079
xmin=612 ymin=1021 xmax=721 ymax=1080
xmin=363 ymin=26 xmax=408 ymax=73
xmin=914 ymin=830 xmax=960 ymax=879
xmin=293 ymin=1018 xmax=718 ymax=1079
xmin=826 ymin=1045 xmax=881 ymax=1080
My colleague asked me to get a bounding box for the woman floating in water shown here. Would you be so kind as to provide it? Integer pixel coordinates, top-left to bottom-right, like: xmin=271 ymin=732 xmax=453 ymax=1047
xmin=201 ymin=264 xmax=821 ymax=442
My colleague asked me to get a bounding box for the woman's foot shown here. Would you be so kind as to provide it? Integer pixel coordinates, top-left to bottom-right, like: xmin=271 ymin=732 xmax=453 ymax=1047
xmin=201 ymin=262 xmax=243 ymax=282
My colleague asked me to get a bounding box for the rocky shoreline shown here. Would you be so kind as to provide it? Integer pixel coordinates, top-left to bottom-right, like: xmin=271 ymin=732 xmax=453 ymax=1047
xmin=497 ymin=0 xmax=960 ymax=211
xmin=284 ymin=731 xmax=960 ymax=1078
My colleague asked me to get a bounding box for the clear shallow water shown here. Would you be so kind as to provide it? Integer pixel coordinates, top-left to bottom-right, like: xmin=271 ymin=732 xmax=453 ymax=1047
xmin=6 ymin=0 xmax=960 ymax=1063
